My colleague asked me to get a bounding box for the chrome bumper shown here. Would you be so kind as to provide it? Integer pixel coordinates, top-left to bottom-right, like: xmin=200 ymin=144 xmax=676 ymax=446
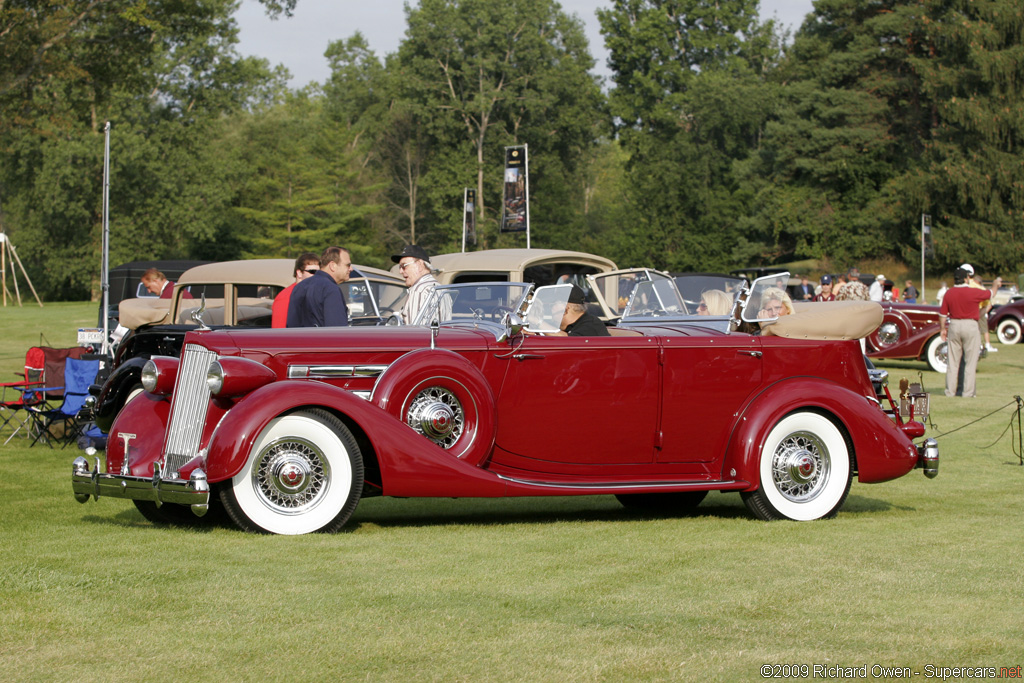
xmin=71 ymin=456 xmax=211 ymax=516
xmin=916 ymin=438 xmax=939 ymax=478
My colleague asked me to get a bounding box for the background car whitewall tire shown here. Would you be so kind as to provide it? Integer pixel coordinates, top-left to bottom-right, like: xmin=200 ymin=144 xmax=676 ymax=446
xmin=996 ymin=318 xmax=1022 ymax=345
xmin=742 ymin=412 xmax=852 ymax=521
xmin=924 ymin=335 xmax=948 ymax=373
xmin=220 ymin=409 xmax=363 ymax=535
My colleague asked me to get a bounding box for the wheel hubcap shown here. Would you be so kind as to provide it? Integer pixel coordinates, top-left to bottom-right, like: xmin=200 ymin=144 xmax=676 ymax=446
xmin=253 ymin=437 xmax=329 ymax=513
xmin=407 ymin=386 xmax=464 ymax=449
xmin=877 ymin=322 xmax=900 ymax=345
xmin=771 ymin=431 xmax=830 ymax=502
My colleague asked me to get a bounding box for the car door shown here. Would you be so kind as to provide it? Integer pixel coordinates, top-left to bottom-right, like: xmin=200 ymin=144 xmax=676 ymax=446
xmin=493 ymin=335 xmax=660 ymax=465
xmin=657 ymin=335 xmax=763 ymax=465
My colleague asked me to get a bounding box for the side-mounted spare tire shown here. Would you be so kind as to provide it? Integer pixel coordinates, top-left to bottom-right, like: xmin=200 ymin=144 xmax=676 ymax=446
xmin=371 ymin=349 xmax=496 ymax=466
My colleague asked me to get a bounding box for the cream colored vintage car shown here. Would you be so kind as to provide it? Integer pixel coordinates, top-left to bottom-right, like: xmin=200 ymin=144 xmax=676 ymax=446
xmin=95 ymin=259 xmax=405 ymax=432
xmin=403 ymin=248 xmax=617 ymax=287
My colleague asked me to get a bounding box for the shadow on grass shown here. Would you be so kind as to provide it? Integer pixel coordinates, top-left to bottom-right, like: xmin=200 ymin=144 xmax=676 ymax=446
xmin=73 ymin=491 xmax=909 ymax=534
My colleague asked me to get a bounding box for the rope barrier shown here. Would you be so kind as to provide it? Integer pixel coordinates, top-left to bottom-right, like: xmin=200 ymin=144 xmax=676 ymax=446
xmin=928 ymin=395 xmax=1024 ymax=466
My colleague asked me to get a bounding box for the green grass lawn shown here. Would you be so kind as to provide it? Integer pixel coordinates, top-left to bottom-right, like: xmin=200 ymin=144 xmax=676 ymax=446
xmin=1 ymin=302 xmax=1022 ymax=681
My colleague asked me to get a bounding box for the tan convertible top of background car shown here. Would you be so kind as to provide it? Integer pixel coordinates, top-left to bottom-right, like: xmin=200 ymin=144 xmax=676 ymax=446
xmin=409 ymin=248 xmax=617 ymax=284
xmin=118 ymin=259 xmax=402 ymax=329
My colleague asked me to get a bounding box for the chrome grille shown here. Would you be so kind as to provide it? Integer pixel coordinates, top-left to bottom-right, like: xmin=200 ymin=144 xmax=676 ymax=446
xmin=164 ymin=343 xmax=218 ymax=476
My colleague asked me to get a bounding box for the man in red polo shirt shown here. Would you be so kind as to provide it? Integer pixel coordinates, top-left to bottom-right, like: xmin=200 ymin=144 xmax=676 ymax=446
xmin=272 ymin=252 xmax=319 ymax=328
xmin=939 ymin=266 xmax=991 ymax=397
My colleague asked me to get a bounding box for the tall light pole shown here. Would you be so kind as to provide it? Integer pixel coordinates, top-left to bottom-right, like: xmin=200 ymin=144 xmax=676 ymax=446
xmin=921 ymin=214 xmax=931 ymax=303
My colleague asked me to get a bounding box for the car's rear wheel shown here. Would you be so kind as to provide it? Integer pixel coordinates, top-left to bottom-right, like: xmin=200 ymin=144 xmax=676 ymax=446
xmin=742 ymin=412 xmax=852 ymax=521
xmin=220 ymin=409 xmax=363 ymax=535
xmin=615 ymin=491 xmax=708 ymax=512
xmin=996 ymin=318 xmax=1022 ymax=345
xmin=924 ymin=335 xmax=948 ymax=373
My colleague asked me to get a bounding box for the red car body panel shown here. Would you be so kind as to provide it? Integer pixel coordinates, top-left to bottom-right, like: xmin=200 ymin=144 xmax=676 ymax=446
xmin=106 ymin=321 xmax=921 ymax=501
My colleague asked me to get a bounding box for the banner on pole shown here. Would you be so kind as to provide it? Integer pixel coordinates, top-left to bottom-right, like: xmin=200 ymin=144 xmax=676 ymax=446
xmin=463 ymin=188 xmax=477 ymax=247
xmin=500 ymin=146 xmax=528 ymax=233
xmin=922 ymin=214 xmax=934 ymax=258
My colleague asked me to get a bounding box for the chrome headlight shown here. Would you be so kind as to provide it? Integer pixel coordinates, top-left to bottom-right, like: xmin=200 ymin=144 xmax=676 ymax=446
xmin=141 ymin=360 xmax=157 ymax=392
xmin=206 ymin=361 xmax=224 ymax=395
xmin=141 ymin=356 xmax=180 ymax=395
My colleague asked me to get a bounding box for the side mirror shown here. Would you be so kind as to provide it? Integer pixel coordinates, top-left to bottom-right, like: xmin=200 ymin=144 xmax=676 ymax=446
xmin=504 ymin=312 xmax=524 ymax=340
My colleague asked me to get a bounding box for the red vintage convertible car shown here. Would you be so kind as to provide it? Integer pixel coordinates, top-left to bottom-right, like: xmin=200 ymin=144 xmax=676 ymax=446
xmin=72 ymin=273 xmax=938 ymax=534
xmin=864 ymin=302 xmax=948 ymax=373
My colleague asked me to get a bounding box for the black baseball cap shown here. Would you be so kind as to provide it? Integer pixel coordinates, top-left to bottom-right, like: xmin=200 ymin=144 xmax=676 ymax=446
xmin=567 ymin=284 xmax=587 ymax=304
xmin=391 ymin=244 xmax=430 ymax=264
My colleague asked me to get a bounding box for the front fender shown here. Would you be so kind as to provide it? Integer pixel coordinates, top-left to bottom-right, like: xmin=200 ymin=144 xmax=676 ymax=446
xmin=725 ymin=378 xmax=920 ymax=488
xmin=94 ymin=357 xmax=149 ymax=432
xmin=204 ymin=381 xmax=508 ymax=498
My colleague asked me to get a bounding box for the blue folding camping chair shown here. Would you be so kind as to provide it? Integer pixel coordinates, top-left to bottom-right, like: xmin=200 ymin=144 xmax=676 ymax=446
xmin=28 ymin=356 xmax=100 ymax=448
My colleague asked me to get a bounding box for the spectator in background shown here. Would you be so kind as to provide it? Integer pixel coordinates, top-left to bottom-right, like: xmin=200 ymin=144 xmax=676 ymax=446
xmin=836 ymin=279 xmax=870 ymax=301
xmin=393 ymin=244 xmax=442 ymax=325
xmin=936 ymin=281 xmax=948 ymax=305
xmin=272 ymin=252 xmax=319 ymax=328
xmin=797 ymin=275 xmax=815 ymax=301
xmin=286 ymin=246 xmax=352 ymax=328
xmin=976 ymin=274 xmax=996 ymax=352
xmin=813 ymin=275 xmax=836 ymax=302
xmin=869 ymin=274 xmax=886 ymax=302
xmin=903 ymin=280 xmax=919 ymax=304
xmin=940 ymin=266 xmax=991 ymax=397
xmin=141 ymin=268 xmax=192 ymax=300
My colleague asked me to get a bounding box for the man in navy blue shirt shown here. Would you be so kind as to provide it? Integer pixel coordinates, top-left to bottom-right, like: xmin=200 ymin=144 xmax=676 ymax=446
xmin=286 ymin=246 xmax=352 ymax=327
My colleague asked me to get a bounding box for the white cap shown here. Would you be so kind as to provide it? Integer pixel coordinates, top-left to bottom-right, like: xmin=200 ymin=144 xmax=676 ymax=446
xmin=876 ymin=274 xmax=886 ymax=280
xmin=960 ymin=263 xmax=974 ymax=275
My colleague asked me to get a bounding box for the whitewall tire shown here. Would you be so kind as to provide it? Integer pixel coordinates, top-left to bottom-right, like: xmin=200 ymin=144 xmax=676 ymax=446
xmin=221 ymin=409 xmax=363 ymax=535
xmin=924 ymin=335 xmax=948 ymax=374
xmin=742 ymin=412 xmax=852 ymax=521
xmin=996 ymin=318 xmax=1022 ymax=346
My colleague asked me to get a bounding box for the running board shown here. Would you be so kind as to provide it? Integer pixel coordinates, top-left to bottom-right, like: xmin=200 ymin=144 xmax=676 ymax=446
xmin=495 ymin=474 xmax=749 ymax=491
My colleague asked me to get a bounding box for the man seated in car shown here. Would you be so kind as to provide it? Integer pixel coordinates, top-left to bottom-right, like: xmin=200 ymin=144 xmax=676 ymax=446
xmin=554 ymin=285 xmax=610 ymax=337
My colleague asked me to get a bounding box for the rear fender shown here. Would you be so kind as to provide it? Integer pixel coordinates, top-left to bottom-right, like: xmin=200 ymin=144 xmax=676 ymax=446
xmin=725 ymin=378 xmax=919 ymax=488
xmin=204 ymin=381 xmax=507 ymax=497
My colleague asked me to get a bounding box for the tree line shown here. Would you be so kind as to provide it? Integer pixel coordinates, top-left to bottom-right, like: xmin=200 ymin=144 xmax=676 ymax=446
xmin=1 ymin=0 xmax=1021 ymax=300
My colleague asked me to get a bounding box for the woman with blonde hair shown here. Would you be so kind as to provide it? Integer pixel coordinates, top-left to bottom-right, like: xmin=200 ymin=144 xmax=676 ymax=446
xmin=698 ymin=289 xmax=733 ymax=316
xmin=757 ymin=287 xmax=795 ymax=318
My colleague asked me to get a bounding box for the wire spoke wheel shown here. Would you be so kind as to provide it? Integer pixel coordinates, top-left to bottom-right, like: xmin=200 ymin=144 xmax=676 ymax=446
xmin=742 ymin=412 xmax=852 ymax=521
xmin=406 ymin=386 xmax=465 ymax=449
xmin=221 ymin=409 xmax=363 ymax=535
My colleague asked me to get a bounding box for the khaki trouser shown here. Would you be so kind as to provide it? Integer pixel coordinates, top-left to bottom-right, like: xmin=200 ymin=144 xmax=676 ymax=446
xmin=945 ymin=318 xmax=981 ymax=397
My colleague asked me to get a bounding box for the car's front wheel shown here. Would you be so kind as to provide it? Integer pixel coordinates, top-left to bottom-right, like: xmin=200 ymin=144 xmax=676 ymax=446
xmin=741 ymin=412 xmax=852 ymax=521
xmin=924 ymin=335 xmax=948 ymax=373
xmin=220 ymin=409 xmax=363 ymax=535
xmin=996 ymin=318 xmax=1022 ymax=345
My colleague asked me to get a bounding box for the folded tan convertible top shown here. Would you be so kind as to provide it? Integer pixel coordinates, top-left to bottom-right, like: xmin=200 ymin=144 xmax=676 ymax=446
xmin=761 ymin=301 xmax=883 ymax=341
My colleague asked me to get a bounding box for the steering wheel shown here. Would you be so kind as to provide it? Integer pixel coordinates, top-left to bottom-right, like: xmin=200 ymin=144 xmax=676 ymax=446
xmin=490 ymin=306 xmax=514 ymax=322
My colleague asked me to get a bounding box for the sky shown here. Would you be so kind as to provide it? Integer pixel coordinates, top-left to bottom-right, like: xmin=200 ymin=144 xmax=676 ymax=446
xmin=234 ymin=0 xmax=817 ymax=89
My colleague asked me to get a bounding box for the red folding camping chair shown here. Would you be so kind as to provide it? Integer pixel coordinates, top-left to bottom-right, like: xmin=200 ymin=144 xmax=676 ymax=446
xmin=1 ymin=347 xmax=47 ymax=444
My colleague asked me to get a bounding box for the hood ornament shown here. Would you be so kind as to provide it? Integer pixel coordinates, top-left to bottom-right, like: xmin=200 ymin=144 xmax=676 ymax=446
xmin=190 ymin=294 xmax=211 ymax=330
